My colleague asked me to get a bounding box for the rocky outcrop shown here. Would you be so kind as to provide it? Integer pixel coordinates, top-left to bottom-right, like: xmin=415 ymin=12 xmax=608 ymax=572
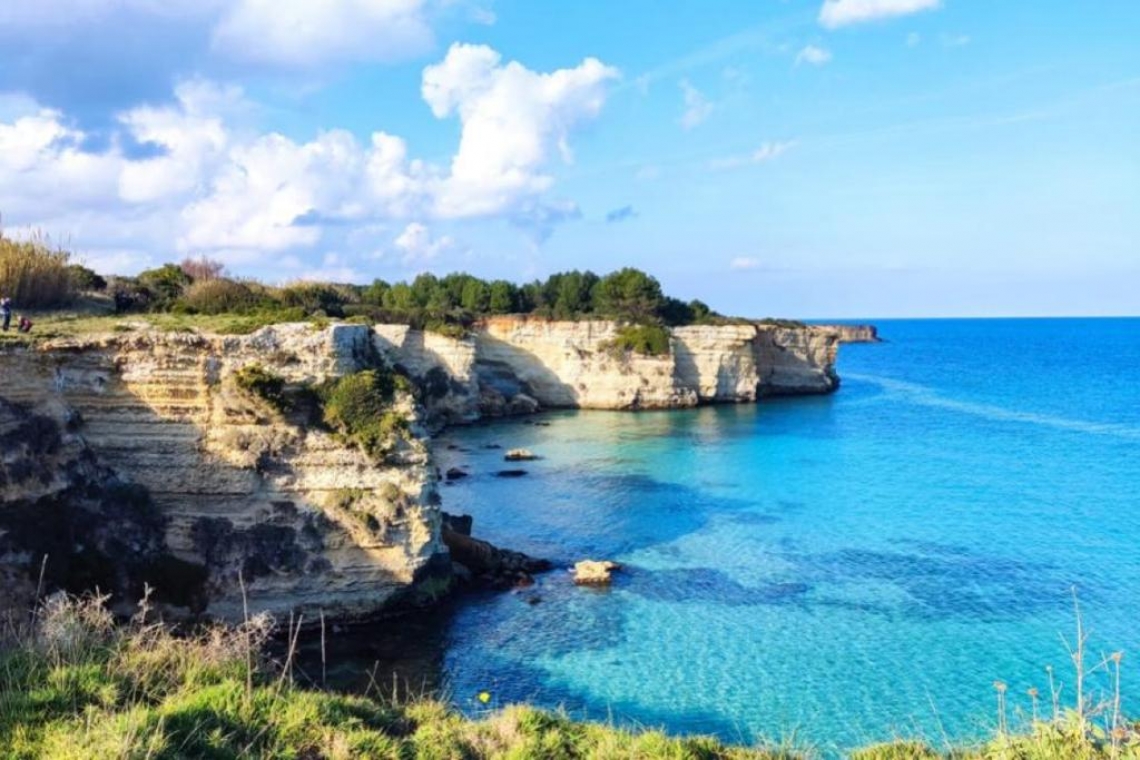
xmin=441 ymin=513 xmax=551 ymax=590
xmin=375 ymin=317 xmax=843 ymax=426
xmin=573 ymin=560 xmax=621 ymax=586
xmin=819 ymin=324 xmax=881 ymax=343
xmin=0 ymin=324 xmax=445 ymax=622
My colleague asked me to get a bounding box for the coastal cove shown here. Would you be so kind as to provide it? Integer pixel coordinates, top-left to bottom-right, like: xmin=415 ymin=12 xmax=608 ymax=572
xmin=390 ymin=317 xmax=1140 ymax=755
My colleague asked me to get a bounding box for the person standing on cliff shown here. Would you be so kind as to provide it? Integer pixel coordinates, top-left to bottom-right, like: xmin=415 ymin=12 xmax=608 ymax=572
xmin=0 ymin=297 xmax=11 ymax=331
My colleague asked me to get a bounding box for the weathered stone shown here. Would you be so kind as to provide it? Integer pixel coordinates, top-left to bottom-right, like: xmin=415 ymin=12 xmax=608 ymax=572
xmin=504 ymin=448 xmax=538 ymax=462
xmin=372 ymin=317 xmax=843 ymax=426
xmin=0 ymin=324 xmax=444 ymax=623
xmin=573 ymin=560 xmax=622 ymax=585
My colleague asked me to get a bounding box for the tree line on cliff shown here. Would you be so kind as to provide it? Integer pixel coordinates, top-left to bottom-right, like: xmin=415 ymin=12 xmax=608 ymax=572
xmin=0 ymin=231 xmax=724 ymax=333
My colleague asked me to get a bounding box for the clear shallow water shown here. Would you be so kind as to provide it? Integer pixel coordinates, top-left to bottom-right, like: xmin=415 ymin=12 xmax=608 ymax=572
xmin=433 ymin=318 xmax=1140 ymax=755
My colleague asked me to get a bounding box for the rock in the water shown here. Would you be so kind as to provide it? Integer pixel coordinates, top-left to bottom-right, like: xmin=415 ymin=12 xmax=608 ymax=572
xmin=495 ymin=469 xmax=528 ymax=478
xmin=504 ymin=448 xmax=539 ymax=461
xmin=442 ymin=524 xmax=551 ymax=591
xmin=441 ymin=512 xmax=473 ymax=536
xmin=445 ymin=467 xmax=469 ymax=481
xmin=573 ymin=560 xmax=622 ymax=585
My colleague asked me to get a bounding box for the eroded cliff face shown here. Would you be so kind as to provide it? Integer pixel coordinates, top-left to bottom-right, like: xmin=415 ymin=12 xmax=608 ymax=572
xmin=0 ymin=316 xmax=844 ymax=620
xmin=0 ymin=324 xmax=444 ymax=622
xmin=375 ymin=317 xmax=841 ymax=425
xmin=817 ymin=324 xmax=881 ymax=344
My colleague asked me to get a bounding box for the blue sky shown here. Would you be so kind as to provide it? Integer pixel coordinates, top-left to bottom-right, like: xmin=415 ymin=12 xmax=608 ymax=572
xmin=0 ymin=0 xmax=1136 ymax=318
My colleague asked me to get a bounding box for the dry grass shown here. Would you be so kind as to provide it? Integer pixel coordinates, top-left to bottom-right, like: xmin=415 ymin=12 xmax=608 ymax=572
xmin=0 ymin=232 xmax=76 ymax=309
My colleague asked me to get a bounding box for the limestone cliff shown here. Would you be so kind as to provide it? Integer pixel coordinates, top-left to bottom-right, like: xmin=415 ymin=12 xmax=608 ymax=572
xmin=376 ymin=317 xmax=841 ymax=425
xmin=0 ymin=324 xmax=444 ymax=622
xmin=818 ymin=324 xmax=881 ymax=343
xmin=0 ymin=316 xmax=847 ymax=622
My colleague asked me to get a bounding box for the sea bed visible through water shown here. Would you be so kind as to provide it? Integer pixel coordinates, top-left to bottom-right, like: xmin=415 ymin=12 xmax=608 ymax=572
xmin=309 ymin=318 xmax=1140 ymax=756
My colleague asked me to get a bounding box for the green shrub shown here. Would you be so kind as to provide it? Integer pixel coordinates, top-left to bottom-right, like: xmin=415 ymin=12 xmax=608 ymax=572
xmin=319 ymin=370 xmax=408 ymax=458
xmin=279 ymin=282 xmax=348 ymax=317
xmin=603 ymin=324 xmax=671 ymax=357
xmin=67 ymin=264 xmax=107 ymax=292
xmin=137 ymin=264 xmax=192 ymax=310
xmin=0 ymin=233 xmax=77 ymax=308
xmin=179 ymin=278 xmax=258 ymax=315
xmin=233 ymin=364 xmax=289 ymax=413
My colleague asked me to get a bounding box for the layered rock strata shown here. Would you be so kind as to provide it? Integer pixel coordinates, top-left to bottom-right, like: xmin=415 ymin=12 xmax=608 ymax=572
xmin=0 ymin=324 xmax=444 ymax=622
xmin=376 ymin=317 xmax=841 ymax=426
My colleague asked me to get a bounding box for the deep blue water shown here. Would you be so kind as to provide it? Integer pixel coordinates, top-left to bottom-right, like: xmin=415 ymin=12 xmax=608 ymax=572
xmin=432 ymin=318 xmax=1140 ymax=755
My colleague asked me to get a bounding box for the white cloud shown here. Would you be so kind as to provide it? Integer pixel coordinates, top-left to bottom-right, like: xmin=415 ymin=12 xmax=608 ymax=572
xmin=392 ymin=222 xmax=455 ymax=264
xmin=795 ymin=44 xmax=833 ymax=66
xmin=297 ymin=252 xmax=365 ymax=283
xmin=422 ymin=43 xmax=618 ymax=217
xmin=730 ymin=257 xmax=762 ymax=271
xmin=678 ymin=79 xmax=713 ymax=130
xmin=941 ymin=33 xmax=971 ymax=48
xmin=906 ymin=32 xmax=922 ymax=47
xmin=710 ymin=140 xmax=796 ymax=170
xmin=0 ymin=44 xmax=616 ymax=274
xmin=117 ymin=80 xmax=239 ymax=203
xmin=818 ymin=0 xmax=941 ymax=29
xmin=211 ymin=0 xmax=434 ymax=67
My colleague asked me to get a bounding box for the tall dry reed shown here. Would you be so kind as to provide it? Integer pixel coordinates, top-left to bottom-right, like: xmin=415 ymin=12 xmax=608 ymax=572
xmin=0 ymin=231 xmax=76 ymax=308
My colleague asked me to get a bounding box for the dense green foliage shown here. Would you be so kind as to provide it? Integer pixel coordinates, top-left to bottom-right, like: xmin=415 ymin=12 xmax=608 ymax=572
xmin=94 ymin=259 xmax=724 ymax=331
xmin=179 ymin=279 xmax=259 ymax=315
xmin=233 ymin=364 xmax=289 ymax=413
xmin=317 ymin=370 xmax=408 ymax=458
xmin=0 ymin=233 xmax=76 ymax=309
xmin=603 ymin=324 xmax=672 ymax=357
xmin=66 ymin=265 xmax=106 ymax=292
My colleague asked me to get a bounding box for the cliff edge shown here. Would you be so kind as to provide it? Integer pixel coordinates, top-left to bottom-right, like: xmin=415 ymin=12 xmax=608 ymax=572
xmin=0 ymin=317 xmax=848 ymax=621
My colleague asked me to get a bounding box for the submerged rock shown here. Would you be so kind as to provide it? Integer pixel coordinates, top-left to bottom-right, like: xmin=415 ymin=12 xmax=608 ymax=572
xmin=441 ymin=516 xmax=551 ymax=591
xmin=573 ymin=560 xmax=622 ymax=586
xmin=495 ymin=469 xmax=528 ymax=478
xmin=445 ymin=467 xmax=469 ymax=481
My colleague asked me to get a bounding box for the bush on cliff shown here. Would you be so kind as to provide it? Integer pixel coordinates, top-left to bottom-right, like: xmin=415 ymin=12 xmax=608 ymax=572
xmin=179 ymin=278 xmax=259 ymax=315
xmin=319 ymin=369 xmax=409 ymax=458
xmin=233 ymin=364 xmax=290 ymax=413
xmin=602 ymin=324 xmax=672 ymax=357
xmin=0 ymin=233 xmax=76 ymax=309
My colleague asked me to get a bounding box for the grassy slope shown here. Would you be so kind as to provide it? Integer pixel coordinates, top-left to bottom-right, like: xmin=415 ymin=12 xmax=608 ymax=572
xmin=0 ymin=297 xmax=321 ymax=348
xmin=2 ymin=597 xmax=1137 ymax=760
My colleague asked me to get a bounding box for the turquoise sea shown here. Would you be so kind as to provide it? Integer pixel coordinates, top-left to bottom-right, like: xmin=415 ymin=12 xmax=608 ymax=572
xmin=430 ymin=318 xmax=1140 ymax=754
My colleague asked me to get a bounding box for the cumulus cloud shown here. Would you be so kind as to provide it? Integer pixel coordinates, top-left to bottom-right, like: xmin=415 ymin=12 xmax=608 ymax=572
xmin=605 ymin=205 xmax=638 ymax=224
xmin=818 ymin=0 xmax=941 ymax=29
xmin=709 ymin=140 xmax=796 ymax=170
xmin=0 ymin=44 xmax=618 ymax=273
xmin=795 ymin=45 xmax=833 ymax=66
xmin=392 ymin=222 xmax=456 ymax=264
xmin=423 ymin=43 xmax=618 ymax=217
xmin=678 ymin=79 xmax=713 ymax=130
